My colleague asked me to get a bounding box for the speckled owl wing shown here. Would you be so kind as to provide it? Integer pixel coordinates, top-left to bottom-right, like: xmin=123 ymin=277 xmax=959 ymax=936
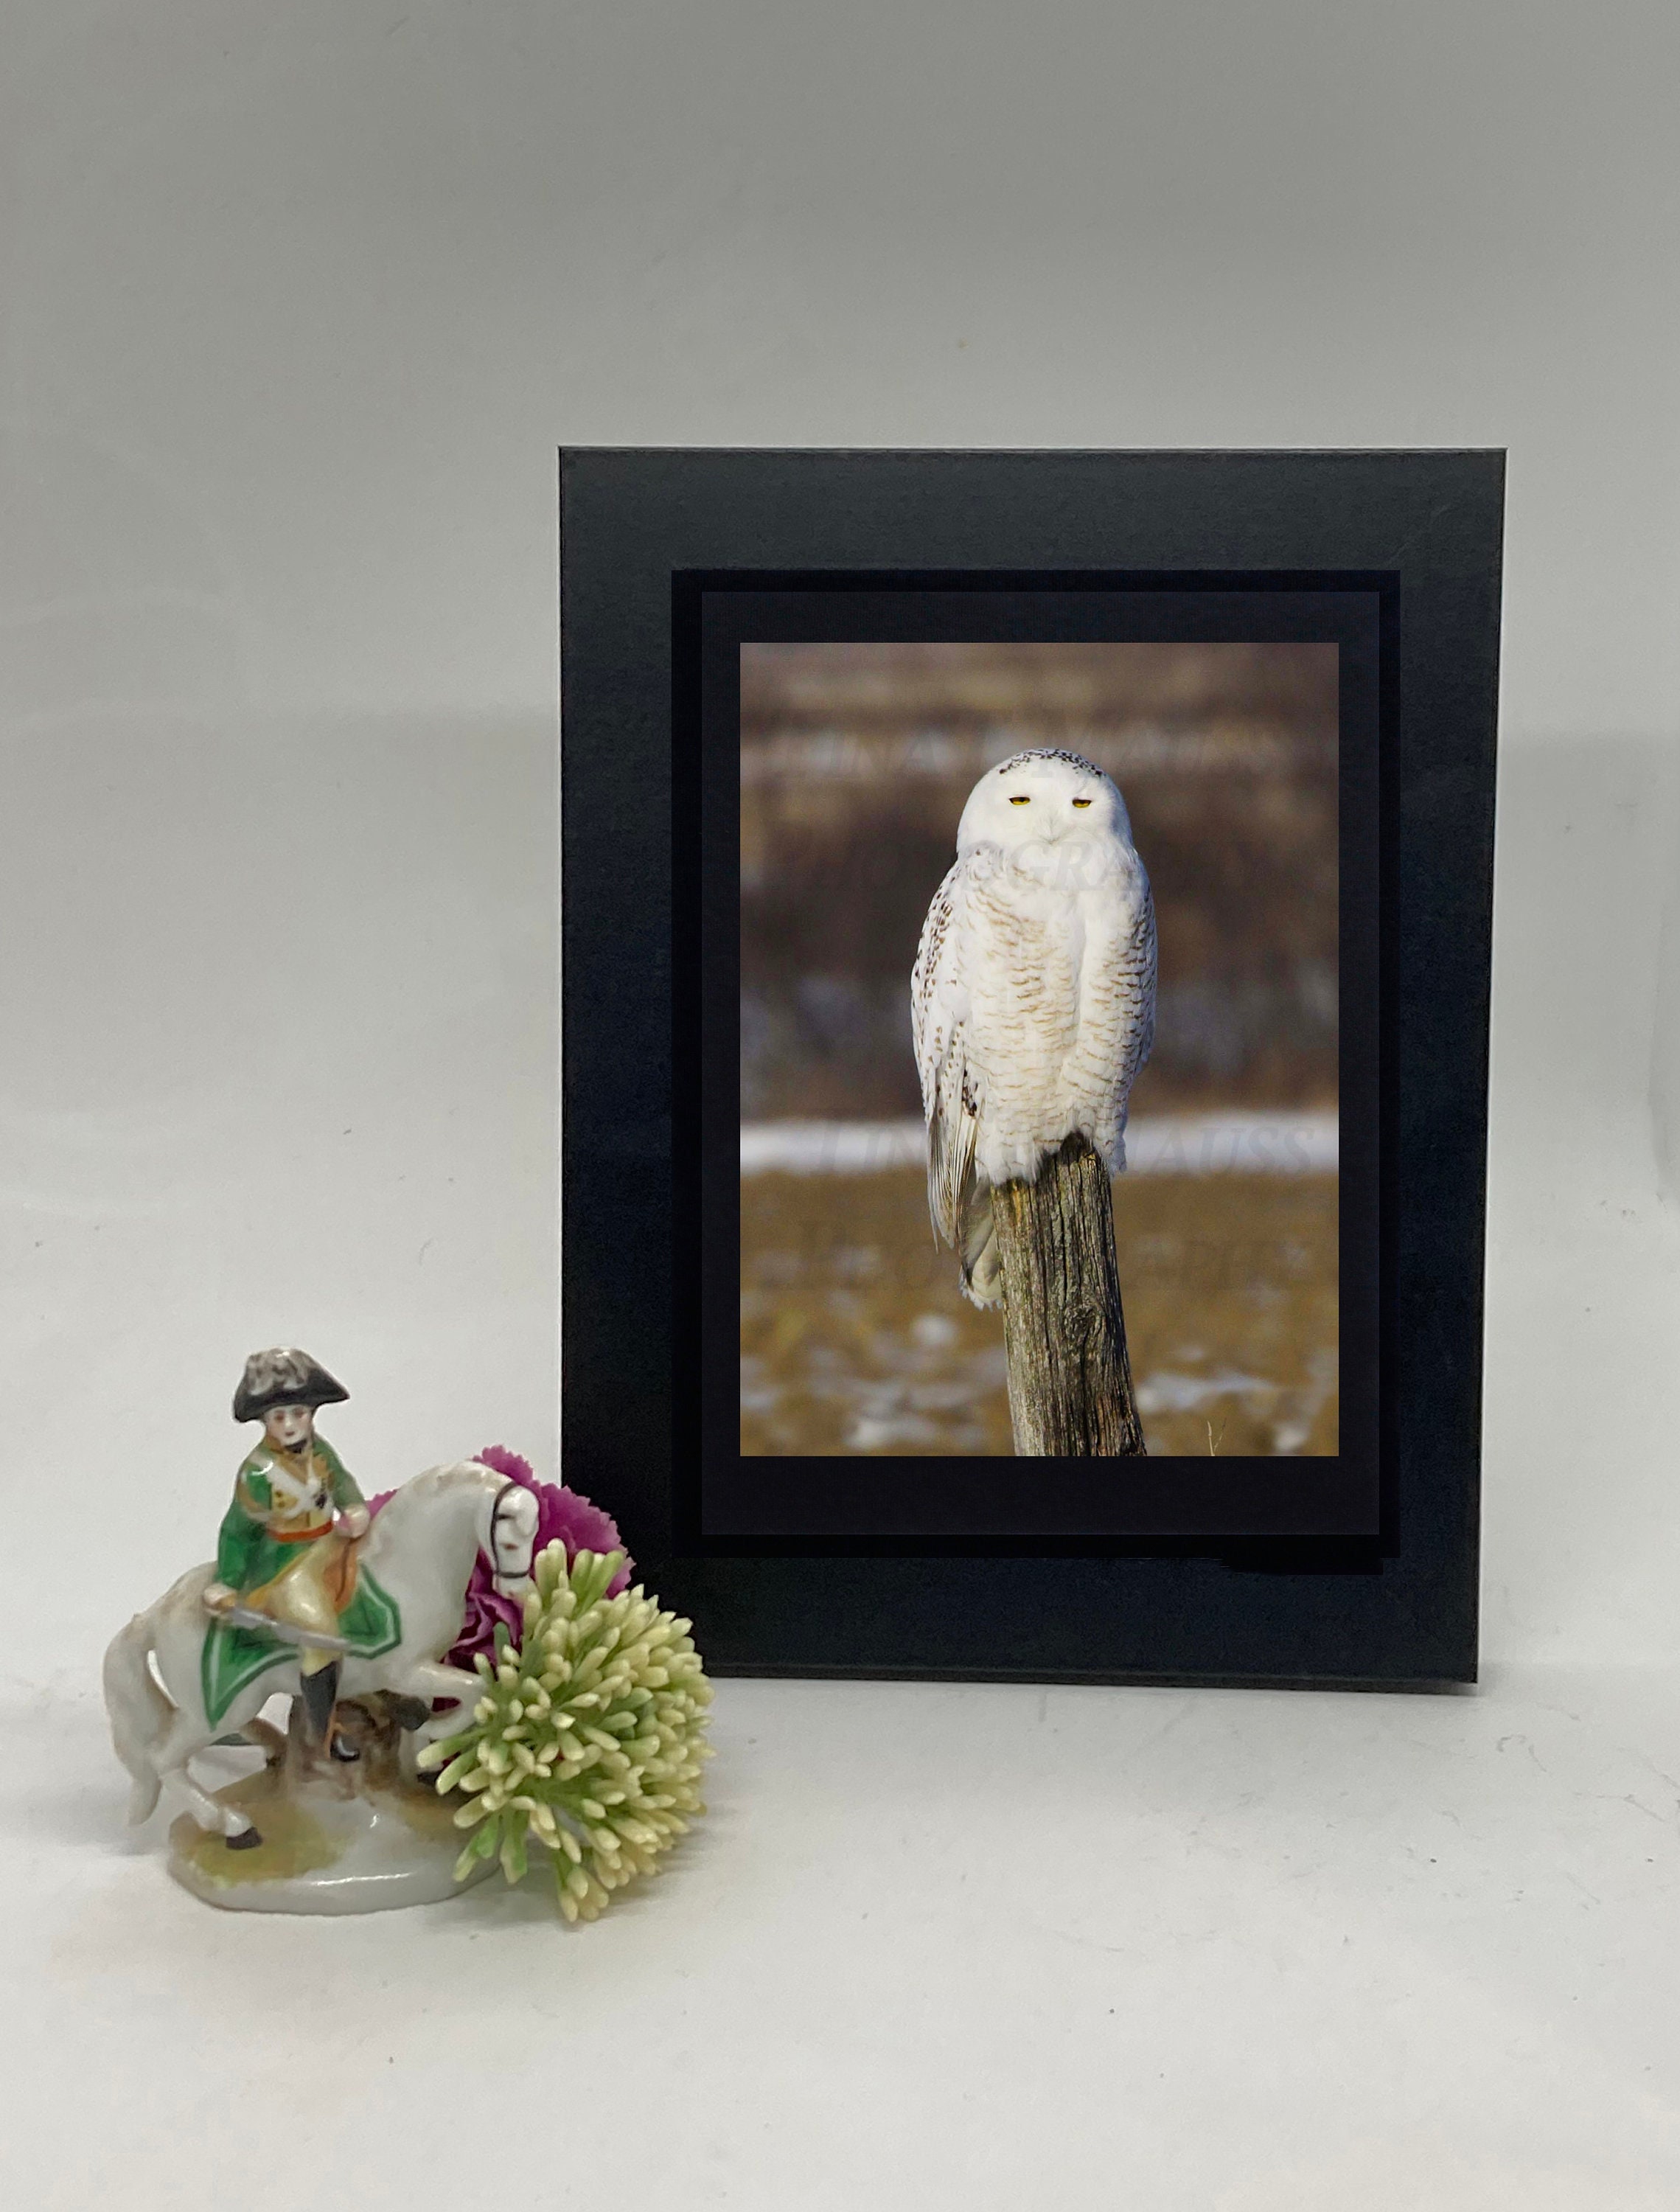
xmin=910 ymin=853 xmax=981 ymax=1248
xmin=1118 ymin=878 xmax=1158 ymax=1108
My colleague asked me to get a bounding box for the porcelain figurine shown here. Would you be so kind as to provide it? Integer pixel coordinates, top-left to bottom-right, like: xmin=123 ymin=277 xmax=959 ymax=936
xmin=104 ymin=1347 xmax=540 ymax=1913
xmin=104 ymin=1353 xmax=714 ymax=1921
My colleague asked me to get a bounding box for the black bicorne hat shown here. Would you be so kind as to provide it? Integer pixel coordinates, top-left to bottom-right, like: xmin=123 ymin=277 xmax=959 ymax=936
xmin=233 ymin=1346 xmax=350 ymax=1423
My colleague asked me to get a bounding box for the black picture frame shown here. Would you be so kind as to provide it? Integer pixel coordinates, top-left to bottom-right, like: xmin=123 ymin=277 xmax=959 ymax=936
xmin=560 ymin=448 xmax=1501 ymax=1689
xmin=697 ymin=585 xmax=1381 ymax=1545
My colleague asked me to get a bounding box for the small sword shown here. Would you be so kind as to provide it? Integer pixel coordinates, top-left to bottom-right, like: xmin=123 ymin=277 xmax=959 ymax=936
xmin=217 ymin=1604 xmax=356 ymax=1655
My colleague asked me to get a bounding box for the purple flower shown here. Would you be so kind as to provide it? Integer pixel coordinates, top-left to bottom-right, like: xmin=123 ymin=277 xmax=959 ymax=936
xmin=367 ymin=1447 xmax=632 ymax=1674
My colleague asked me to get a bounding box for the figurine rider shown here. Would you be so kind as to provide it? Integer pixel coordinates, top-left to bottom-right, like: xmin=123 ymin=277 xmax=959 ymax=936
xmin=201 ymin=1349 xmax=399 ymax=1747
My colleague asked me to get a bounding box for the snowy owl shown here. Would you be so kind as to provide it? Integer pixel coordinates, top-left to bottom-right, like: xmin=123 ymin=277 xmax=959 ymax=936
xmin=910 ymin=748 xmax=1157 ymax=1307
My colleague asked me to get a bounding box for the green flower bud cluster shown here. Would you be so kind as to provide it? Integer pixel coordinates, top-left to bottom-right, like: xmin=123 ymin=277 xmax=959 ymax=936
xmin=417 ymin=1543 xmax=713 ymax=1922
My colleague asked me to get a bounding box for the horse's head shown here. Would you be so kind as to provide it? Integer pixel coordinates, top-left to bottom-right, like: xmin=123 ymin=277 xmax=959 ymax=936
xmin=485 ymin=1477 xmax=540 ymax=1598
xmin=366 ymin=1459 xmax=542 ymax=1603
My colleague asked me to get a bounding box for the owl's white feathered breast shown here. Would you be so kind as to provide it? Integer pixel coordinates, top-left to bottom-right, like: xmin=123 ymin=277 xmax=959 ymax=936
xmin=910 ymin=749 xmax=1157 ymax=1304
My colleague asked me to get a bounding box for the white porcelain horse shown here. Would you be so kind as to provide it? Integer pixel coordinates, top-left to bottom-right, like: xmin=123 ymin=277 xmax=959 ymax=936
xmin=103 ymin=1461 xmax=540 ymax=1846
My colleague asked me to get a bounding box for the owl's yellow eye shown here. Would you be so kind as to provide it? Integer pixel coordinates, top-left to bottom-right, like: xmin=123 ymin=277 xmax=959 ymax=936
xmin=1071 ymin=798 xmax=1092 ymax=809
xmin=1008 ymin=795 xmax=1031 ymax=805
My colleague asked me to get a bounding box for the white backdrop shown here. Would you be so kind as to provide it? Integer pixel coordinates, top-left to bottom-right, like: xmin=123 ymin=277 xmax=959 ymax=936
xmin=6 ymin=7 xmax=1680 ymax=2208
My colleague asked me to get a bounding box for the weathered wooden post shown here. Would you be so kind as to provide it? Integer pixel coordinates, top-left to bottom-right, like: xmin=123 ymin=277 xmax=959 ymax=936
xmin=989 ymin=1134 xmax=1146 ymax=1456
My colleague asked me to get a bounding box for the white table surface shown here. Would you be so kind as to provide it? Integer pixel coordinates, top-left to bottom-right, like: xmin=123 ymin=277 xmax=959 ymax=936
xmin=10 ymin=1660 xmax=1680 ymax=2212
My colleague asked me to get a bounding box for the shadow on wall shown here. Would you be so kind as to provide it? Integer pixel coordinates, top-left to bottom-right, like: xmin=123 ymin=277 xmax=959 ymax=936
xmin=1480 ymin=736 xmax=1680 ymax=1664
xmin=1648 ymin=750 xmax=1680 ymax=1199
xmin=1485 ymin=734 xmax=1680 ymax=1186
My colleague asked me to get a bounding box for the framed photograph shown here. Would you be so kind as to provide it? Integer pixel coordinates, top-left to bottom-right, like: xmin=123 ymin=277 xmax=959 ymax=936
xmin=560 ymin=448 xmax=1501 ymax=1688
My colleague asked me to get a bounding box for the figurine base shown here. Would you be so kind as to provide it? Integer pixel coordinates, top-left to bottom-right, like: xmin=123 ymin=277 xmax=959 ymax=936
xmin=168 ymin=1763 xmax=489 ymax=1916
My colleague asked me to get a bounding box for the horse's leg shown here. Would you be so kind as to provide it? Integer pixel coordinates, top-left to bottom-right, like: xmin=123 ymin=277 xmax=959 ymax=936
xmin=397 ymin=1659 xmax=483 ymax=1719
xmin=145 ymin=1591 xmax=297 ymax=1844
xmin=158 ymin=1666 xmax=288 ymax=1844
xmin=383 ymin=1660 xmax=485 ymax=1753
xmin=240 ymin=1714 xmax=289 ymax=1768
xmin=152 ymin=1711 xmax=265 ymax=1843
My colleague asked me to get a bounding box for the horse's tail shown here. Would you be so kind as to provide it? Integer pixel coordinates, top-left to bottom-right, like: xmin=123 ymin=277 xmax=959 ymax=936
xmin=102 ymin=1601 xmax=176 ymax=1824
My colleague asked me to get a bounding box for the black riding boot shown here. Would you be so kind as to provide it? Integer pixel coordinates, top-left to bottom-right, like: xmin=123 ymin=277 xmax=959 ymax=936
xmin=299 ymin=1660 xmax=341 ymax=1750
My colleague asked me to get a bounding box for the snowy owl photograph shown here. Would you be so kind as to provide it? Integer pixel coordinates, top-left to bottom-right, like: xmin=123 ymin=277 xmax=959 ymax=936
xmin=911 ymin=746 xmax=1157 ymax=1312
xmin=739 ymin=640 xmax=1339 ymax=1463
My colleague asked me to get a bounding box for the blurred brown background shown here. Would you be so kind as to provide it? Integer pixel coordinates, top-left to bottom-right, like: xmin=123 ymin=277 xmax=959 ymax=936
xmin=739 ymin=641 xmax=1340 ymax=1460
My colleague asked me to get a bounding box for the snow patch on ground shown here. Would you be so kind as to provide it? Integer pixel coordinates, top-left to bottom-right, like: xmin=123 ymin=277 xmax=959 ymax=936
xmin=741 ymin=1113 xmax=1339 ymax=1177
